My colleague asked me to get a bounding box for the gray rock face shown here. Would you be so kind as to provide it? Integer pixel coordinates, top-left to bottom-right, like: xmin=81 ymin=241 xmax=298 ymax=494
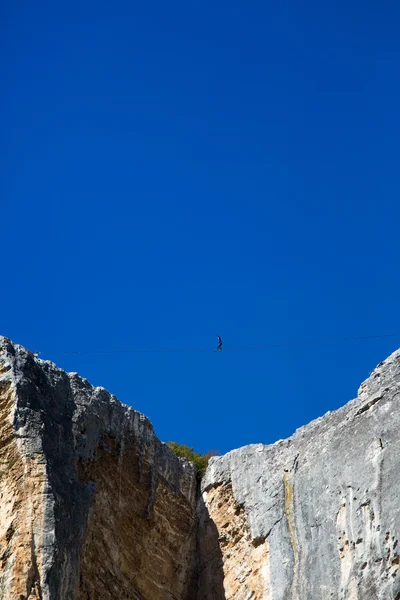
xmin=201 ymin=349 xmax=400 ymax=599
xmin=0 ymin=337 xmax=197 ymax=600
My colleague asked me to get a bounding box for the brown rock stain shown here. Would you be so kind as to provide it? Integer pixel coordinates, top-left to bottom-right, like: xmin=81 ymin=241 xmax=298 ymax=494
xmin=202 ymin=483 xmax=271 ymax=600
xmin=77 ymin=434 xmax=196 ymax=600
xmin=0 ymin=378 xmax=47 ymax=599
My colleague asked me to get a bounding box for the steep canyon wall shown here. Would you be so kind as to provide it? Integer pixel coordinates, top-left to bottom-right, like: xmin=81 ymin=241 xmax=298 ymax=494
xmin=1 ymin=336 xmax=399 ymax=599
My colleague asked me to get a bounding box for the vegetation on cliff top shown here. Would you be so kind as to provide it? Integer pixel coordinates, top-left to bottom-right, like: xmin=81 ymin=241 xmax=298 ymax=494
xmin=167 ymin=442 xmax=217 ymax=477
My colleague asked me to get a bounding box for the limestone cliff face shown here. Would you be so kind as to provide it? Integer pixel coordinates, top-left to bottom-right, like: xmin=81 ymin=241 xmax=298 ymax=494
xmin=1 ymin=336 xmax=400 ymax=600
xmin=200 ymin=350 xmax=400 ymax=600
xmin=0 ymin=337 xmax=197 ymax=600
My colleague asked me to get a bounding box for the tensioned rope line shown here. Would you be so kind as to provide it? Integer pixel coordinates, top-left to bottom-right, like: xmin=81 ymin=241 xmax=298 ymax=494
xmin=59 ymin=332 xmax=400 ymax=355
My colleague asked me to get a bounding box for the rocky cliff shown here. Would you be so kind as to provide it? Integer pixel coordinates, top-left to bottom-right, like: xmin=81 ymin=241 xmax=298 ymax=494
xmin=1 ymin=336 xmax=400 ymax=600
xmin=201 ymin=353 xmax=400 ymax=600
xmin=0 ymin=337 xmax=197 ymax=599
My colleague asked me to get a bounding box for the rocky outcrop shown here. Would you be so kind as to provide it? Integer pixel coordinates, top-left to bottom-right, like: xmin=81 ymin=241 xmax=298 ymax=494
xmin=0 ymin=337 xmax=197 ymax=600
xmin=1 ymin=335 xmax=400 ymax=600
xmin=200 ymin=350 xmax=400 ymax=600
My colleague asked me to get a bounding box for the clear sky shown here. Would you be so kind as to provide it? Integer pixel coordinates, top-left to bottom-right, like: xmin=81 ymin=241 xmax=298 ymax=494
xmin=2 ymin=0 xmax=400 ymax=455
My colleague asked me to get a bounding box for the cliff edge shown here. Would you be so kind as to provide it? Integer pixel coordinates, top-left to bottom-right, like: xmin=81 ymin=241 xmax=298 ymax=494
xmin=0 ymin=337 xmax=197 ymax=600
xmin=200 ymin=349 xmax=400 ymax=600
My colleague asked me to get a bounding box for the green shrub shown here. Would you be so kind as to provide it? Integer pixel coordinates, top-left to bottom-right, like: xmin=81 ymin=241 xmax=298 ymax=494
xmin=167 ymin=442 xmax=217 ymax=477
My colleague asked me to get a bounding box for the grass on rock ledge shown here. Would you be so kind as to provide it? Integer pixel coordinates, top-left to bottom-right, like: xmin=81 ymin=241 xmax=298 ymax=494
xmin=167 ymin=442 xmax=218 ymax=478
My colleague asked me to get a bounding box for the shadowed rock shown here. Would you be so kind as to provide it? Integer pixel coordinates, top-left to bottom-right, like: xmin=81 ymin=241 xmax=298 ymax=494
xmin=0 ymin=337 xmax=197 ymax=600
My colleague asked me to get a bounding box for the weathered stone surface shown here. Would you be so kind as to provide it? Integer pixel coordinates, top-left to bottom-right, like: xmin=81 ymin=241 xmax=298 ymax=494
xmin=200 ymin=349 xmax=400 ymax=599
xmin=0 ymin=337 xmax=197 ymax=600
xmin=2 ymin=335 xmax=400 ymax=599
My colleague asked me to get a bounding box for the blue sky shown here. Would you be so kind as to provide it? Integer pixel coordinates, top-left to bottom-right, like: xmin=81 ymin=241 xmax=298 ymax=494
xmin=2 ymin=0 xmax=400 ymax=454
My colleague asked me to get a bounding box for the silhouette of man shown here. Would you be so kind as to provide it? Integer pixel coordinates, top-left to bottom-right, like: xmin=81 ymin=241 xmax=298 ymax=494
xmin=215 ymin=334 xmax=223 ymax=352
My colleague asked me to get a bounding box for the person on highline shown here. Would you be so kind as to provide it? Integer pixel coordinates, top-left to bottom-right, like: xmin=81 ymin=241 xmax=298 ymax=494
xmin=215 ymin=334 xmax=223 ymax=352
